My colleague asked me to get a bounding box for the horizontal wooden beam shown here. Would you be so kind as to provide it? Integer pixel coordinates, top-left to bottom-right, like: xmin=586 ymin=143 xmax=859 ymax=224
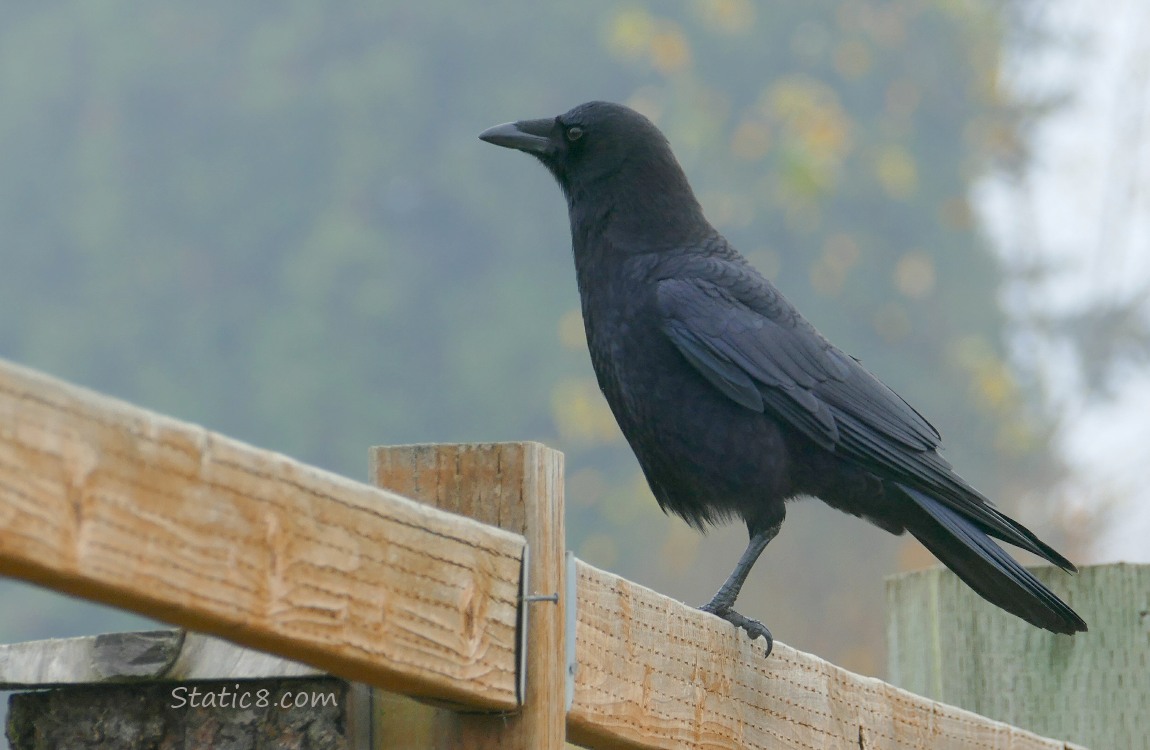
xmin=570 ymin=561 xmax=1081 ymax=750
xmin=567 ymin=562 xmax=1079 ymax=750
xmin=0 ymin=630 xmax=324 ymax=687
xmin=0 ymin=359 xmax=523 ymax=709
xmin=0 ymin=358 xmax=1081 ymax=749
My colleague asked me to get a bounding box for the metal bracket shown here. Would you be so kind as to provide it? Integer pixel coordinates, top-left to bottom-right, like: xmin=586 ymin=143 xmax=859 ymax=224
xmin=565 ymin=550 xmax=576 ymax=711
xmin=517 ymin=544 xmax=530 ymax=705
xmin=515 ymin=546 xmax=578 ymax=710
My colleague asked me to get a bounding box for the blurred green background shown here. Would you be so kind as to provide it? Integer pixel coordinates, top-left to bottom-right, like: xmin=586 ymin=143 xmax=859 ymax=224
xmin=0 ymin=0 xmax=1097 ymax=690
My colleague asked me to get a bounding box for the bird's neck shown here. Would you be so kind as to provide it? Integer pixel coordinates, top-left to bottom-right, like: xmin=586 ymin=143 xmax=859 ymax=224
xmin=565 ymin=176 xmax=712 ymax=257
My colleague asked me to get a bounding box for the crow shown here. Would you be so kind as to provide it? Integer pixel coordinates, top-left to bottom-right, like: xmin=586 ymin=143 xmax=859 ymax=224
xmin=480 ymin=101 xmax=1086 ymax=655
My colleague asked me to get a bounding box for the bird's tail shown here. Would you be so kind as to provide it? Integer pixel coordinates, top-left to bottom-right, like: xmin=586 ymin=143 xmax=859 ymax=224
xmin=896 ymin=483 xmax=1087 ymax=634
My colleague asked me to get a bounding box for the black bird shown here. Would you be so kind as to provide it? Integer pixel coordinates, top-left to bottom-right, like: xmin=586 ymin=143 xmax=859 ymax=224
xmin=480 ymin=101 xmax=1086 ymax=655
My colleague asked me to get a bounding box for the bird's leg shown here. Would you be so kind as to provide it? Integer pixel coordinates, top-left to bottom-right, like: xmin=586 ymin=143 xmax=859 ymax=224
xmin=699 ymin=521 xmax=780 ymax=655
xmin=701 ymin=522 xmax=779 ymax=612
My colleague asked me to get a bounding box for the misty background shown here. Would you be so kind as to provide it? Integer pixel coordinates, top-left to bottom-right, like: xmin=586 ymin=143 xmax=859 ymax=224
xmin=1 ymin=2 xmax=1147 ymax=732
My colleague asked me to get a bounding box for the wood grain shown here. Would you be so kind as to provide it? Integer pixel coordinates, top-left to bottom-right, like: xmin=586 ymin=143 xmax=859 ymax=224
xmin=0 ymin=630 xmax=329 ymax=687
xmin=0 ymin=359 xmax=523 ymax=709
xmin=889 ymin=565 xmax=1137 ymax=750
xmin=568 ymin=561 xmax=1079 ymax=750
xmin=371 ymin=443 xmax=569 ymax=749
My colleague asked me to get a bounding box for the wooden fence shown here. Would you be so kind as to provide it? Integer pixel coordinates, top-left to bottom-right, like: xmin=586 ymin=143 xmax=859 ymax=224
xmin=0 ymin=358 xmax=1093 ymax=748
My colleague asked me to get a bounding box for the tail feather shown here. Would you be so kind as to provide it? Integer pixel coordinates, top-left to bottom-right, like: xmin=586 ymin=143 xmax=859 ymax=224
xmin=971 ymin=500 xmax=1077 ymax=573
xmin=898 ymin=484 xmax=1087 ymax=635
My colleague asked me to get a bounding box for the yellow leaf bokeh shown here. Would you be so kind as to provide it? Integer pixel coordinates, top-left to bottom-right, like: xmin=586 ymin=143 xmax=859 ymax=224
xmin=694 ymin=0 xmax=756 ymax=35
xmin=894 ymin=252 xmax=936 ymax=299
xmin=874 ymin=145 xmax=917 ymax=199
xmin=551 ymin=377 xmax=621 ymax=444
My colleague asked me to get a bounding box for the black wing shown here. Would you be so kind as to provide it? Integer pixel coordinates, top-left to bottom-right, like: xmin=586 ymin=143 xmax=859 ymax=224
xmin=656 ymin=275 xmax=938 ymax=452
xmin=655 ymin=275 xmax=1071 ymax=567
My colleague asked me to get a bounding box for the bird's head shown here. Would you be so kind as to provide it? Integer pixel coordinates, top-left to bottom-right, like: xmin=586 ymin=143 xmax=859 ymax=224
xmin=479 ymin=101 xmax=702 ymax=227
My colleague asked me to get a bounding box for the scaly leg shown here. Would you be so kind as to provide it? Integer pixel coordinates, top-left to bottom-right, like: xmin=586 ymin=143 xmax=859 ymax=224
xmin=699 ymin=521 xmax=780 ymax=655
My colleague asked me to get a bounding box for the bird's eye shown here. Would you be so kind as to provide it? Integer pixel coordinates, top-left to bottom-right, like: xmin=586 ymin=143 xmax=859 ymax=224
xmin=566 ymin=126 xmax=584 ymax=142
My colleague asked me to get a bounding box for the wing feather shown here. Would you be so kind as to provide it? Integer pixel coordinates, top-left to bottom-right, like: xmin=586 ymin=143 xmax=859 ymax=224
xmin=655 ymin=275 xmax=1071 ymax=565
xmin=657 ymin=276 xmax=935 ymax=453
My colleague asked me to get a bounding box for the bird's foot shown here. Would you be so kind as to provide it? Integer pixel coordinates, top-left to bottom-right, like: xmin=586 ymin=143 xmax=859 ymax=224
xmin=699 ymin=603 xmax=773 ymax=656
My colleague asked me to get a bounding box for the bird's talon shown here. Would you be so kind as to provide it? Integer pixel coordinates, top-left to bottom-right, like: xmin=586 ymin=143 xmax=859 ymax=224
xmin=700 ymin=606 xmax=774 ymax=657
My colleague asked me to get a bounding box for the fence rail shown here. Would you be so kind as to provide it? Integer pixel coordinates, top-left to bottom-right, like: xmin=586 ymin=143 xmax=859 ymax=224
xmin=0 ymin=358 xmax=1083 ymax=749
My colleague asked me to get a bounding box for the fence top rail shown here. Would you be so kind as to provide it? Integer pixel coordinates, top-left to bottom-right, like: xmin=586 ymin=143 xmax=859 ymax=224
xmin=0 ymin=357 xmax=1084 ymax=749
xmin=0 ymin=357 xmax=524 ymax=709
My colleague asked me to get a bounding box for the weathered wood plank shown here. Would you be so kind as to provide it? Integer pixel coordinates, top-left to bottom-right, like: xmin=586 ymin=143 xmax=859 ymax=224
xmin=568 ymin=561 xmax=1079 ymax=750
xmin=0 ymin=359 xmax=523 ymax=709
xmin=889 ymin=564 xmax=1138 ymax=750
xmin=0 ymin=630 xmax=326 ymax=687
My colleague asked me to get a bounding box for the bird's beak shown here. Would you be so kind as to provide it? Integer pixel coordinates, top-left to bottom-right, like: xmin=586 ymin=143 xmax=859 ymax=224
xmin=478 ymin=118 xmax=554 ymax=154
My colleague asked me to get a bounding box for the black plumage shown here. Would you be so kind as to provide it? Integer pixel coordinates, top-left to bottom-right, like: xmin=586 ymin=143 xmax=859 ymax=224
xmin=480 ymin=101 xmax=1086 ymax=654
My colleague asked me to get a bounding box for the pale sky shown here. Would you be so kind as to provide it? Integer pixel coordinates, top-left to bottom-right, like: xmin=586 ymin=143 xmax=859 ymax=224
xmin=979 ymin=0 xmax=1150 ymax=562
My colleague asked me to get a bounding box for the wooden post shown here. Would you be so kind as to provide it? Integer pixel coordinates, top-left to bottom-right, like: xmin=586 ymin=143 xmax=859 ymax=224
xmin=887 ymin=563 xmax=1148 ymax=750
xmin=369 ymin=443 xmax=567 ymax=750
